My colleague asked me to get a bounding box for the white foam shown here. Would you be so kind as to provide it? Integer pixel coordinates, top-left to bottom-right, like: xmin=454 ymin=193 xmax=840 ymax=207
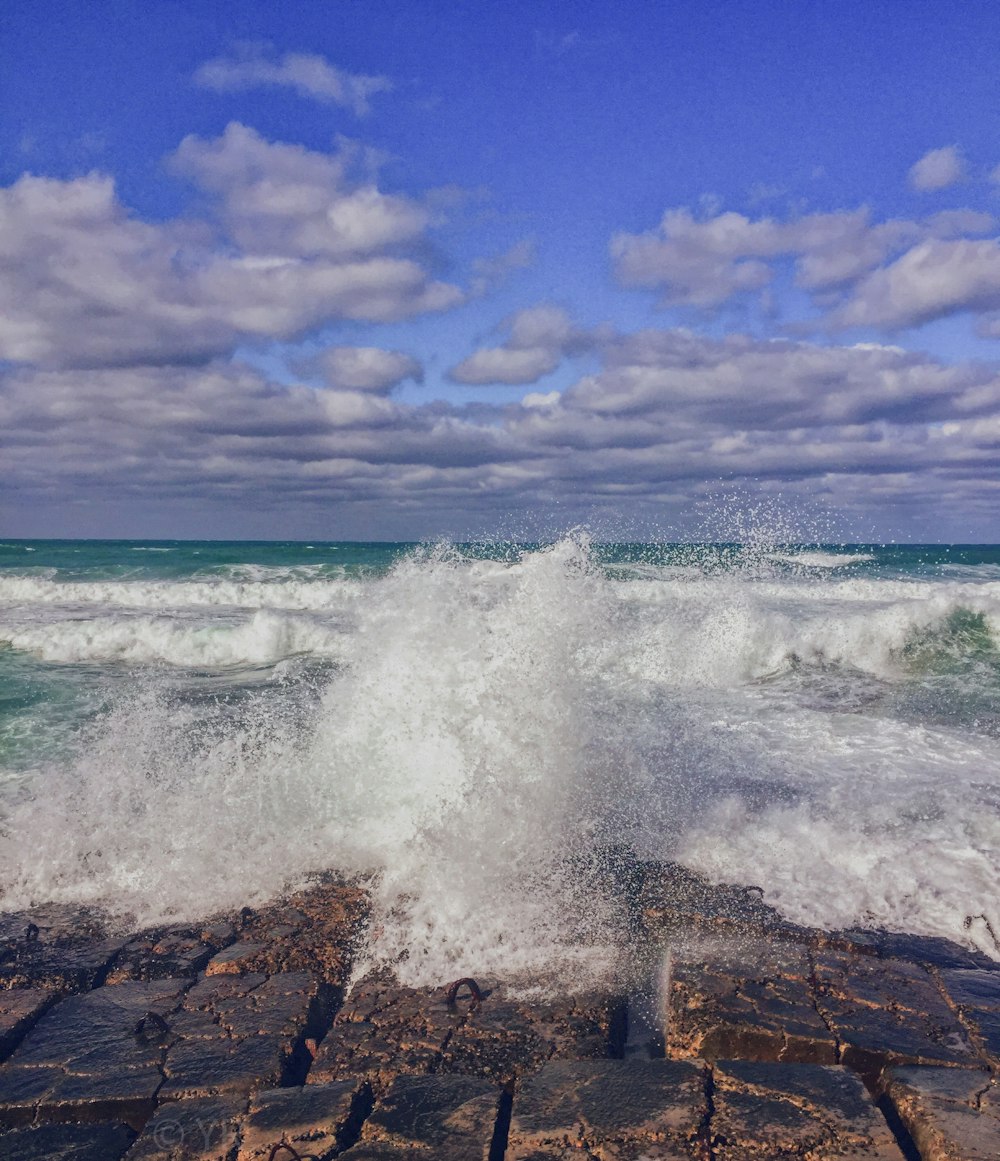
xmin=1 ymin=536 xmax=998 ymax=983
xmin=768 ymin=551 xmax=875 ymax=568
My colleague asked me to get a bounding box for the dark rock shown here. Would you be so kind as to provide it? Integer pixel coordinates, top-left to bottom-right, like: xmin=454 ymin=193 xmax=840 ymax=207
xmin=203 ymin=943 xmax=269 ymax=977
xmin=0 ymin=979 xmax=189 ymax=1130
xmin=158 ymin=971 xmax=335 ymax=1100
xmin=820 ymin=929 xmax=998 ymax=971
xmin=666 ymin=943 xmax=837 ymax=1065
xmin=0 ymin=990 xmax=56 ymax=1062
xmin=359 ymin=1073 xmax=500 ymax=1159
xmin=124 ymin=1095 xmax=245 ymax=1160
xmin=712 ymin=1059 xmax=903 ymax=1159
xmin=505 ymin=1058 xmax=707 ymax=1160
xmin=106 ymin=926 xmax=232 ymax=985
xmin=882 ymin=1065 xmax=1000 ymax=1160
xmin=937 ymin=967 xmax=1000 ymax=1065
xmin=814 ymin=950 xmax=980 ymax=1079
xmin=0 ymin=1121 xmax=136 ymax=1160
xmin=238 ymin=1080 xmax=362 ymax=1160
xmin=0 ymin=911 xmax=126 ymax=993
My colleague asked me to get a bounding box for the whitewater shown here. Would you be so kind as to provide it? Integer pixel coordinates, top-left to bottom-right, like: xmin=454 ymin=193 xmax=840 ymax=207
xmin=1 ymin=535 xmax=999 ymax=984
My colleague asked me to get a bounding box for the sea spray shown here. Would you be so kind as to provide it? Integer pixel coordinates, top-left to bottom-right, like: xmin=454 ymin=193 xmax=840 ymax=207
xmin=1 ymin=534 xmax=1000 ymax=978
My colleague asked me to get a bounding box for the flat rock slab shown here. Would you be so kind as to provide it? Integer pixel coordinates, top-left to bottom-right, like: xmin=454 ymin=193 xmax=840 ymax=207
xmin=0 ymin=1120 xmax=136 ymax=1160
xmin=937 ymin=968 xmax=1000 ymax=1065
xmin=0 ymin=979 xmax=189 ymax=1130
xmin=712 ymin=1059 xmax=903 ymax=1159
xmin=311 ymin=974 xmax=623 ymax=1095
xmin=159 ymin=971 xmax=334 ymax=1099
xmin=667 ymin=943 xmax=837 ymax=1065
xmin=883 ymin=1065 xmax=1000 ymax=1161
xmin=124 ymin=1094 xmax=245 ymax=1160
xmin=819 ymin=930 xmax=999 ymax=972
xmin=354 ymin=1073 xmax=500 ymax=1160
xmin=238 ymin=1080 xmax=363 ymax=1160
xmin=106 ymin=925 xmax=233 ymax=985
xmin=505 ymin=1058 xmax=707 ymax=1160
xmin=814 ymin=950 xmax=980 ymax=1077
xmin=0 ymin=990 xmax=55 ymax=1063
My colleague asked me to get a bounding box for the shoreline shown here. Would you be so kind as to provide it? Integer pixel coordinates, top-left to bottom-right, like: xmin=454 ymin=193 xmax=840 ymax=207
xmin=0 ymin=863 xmax=997 ymax=1158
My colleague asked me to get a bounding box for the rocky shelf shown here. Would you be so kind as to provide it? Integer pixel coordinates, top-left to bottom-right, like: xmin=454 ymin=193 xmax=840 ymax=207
xmin=0 ymin=864 xmax=997 ymax=1159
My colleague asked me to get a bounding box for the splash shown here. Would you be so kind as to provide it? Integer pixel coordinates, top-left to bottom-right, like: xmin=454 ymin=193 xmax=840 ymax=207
xmin=2 ymin=533 xmax=1000 ymax=981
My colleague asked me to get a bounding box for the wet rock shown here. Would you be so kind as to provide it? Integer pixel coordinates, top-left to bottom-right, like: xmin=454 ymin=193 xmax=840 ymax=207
xmin=711 ymin=1059 xmax=903 ymax=1159
xmin=125 ymin=1095 xmax=245 ymax=1160
xmin=640 ymin=862 xmax=811 ymax=943
xmin=308 ymin=974 xmax=464 ymax=1094
xmin=0 ymin=907 xmax=126 ymax=994
xmin=159 ymin=971 xmax=335 ymax=1099
xmin=238 ymin=1080 xmax=363 ymax=1160
xmin=357 ymin=1073 xmax=500 ymax=1159
xmin=0 ymin=990 xmax=56 ymax=1062
xmin=814 ymin=950 xmax=979 ymax=1079
xmin=937 ymin=968 xmax=1000 ymax=1065
xmin=505 ymin=1058 xmax=708 ymax=1160
xmin=666 ymin=943 xmax=837 ymax=1065
xmin=441 ymin=985 xmax=625 ymax=1087
xmin=224 ymin=878 xmax=369 ymax=988
xmin=0 ymin=978 xmax=189 ymax=1130
xmin=106 ymin=926 xmax=232 ymax=985
xmin=820 ymin=929 xmax=999 ymax=971
xmin=0 ymin=1120 xmax=136 ymax=1160
xmin=204 ymin=943 xmax=269 ymax=977
xmin=882 ymin=1064 xmax=1000 ymax=1161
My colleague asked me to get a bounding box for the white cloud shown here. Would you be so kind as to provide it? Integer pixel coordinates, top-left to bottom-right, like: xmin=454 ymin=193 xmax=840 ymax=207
xmin=7 ymin=329 xmax=1000 ymax=538
xmin=449 ymin=304 xmax=588 ymax=385
xmin=194 ymin=47 xmax=391 ymax=117
xmin=0 ymin=125 xmax=462 ymax=369
xmin=908 ymin=145 xmax=966 ymax=192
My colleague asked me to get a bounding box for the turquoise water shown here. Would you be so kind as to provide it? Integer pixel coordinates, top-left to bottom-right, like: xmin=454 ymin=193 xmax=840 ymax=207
xmin=1 ymin=535 xmax=1000 ymax=980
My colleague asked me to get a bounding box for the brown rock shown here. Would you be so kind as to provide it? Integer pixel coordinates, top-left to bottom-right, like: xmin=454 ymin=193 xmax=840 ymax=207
xmin=814 ymin=950 xmax=979 ymax=1079
xmin=238 ymin=1081 xmax=363 ymax=1160
xmin=359 ymin=1073 xmax=500 ymax=1159
xmin=125 ymin=1095 xmax=245 ymax=1160
xmin=882 ymin=1064 xmax=1000 ymax=1161
xmin=666 ymin=943 xmax=836 ymax=1065
xmin=505 ymin=1058 xmax=708 ymax=1160
xmin=711 ymin=1059 xmax=903 ymax=1159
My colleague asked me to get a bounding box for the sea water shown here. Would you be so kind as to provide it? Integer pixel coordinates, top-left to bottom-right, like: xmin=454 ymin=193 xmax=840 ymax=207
xmin=1 ymin=535 xmax=999 ymax=983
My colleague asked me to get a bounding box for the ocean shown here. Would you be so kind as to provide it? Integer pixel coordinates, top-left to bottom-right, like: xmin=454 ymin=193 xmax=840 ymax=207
xmin=1 ymin=534 xmax=999 ymax=984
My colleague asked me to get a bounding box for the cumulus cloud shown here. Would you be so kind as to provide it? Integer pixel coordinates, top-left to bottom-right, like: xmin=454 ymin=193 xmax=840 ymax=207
xmin=7 ymin=329 xmax=1000 ymax=536
xmin=0 ymin=125 xmax=462 ymax=369
xmin=316 ymin=346 xmax=422 ymax=393
xmin=194 ymin=46 xmax=391 ymax=116
xmin=449 ymin=304 xmax=589 ymax=385
xmin=908 ymin=145 xmax=966 ymax=192
xmin=611 ymin=201 xmax=1000 ymax=332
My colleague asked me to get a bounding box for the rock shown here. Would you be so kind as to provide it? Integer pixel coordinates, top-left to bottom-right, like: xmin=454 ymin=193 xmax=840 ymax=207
xmin=0 ymin=908 xmax=126 ymax=994
xmin=0 ymin=990 xmax=56 ymax=1063
xmin=238 ymin=1080 xmax=364 ymax=1160
xmin=0 ymin=1121 xmax=136 ymax=1160
xmin=813 ymin=950 xmax=979 ymax=1079
xmin=937 ymin=968 xmax=1000 ymax=1065
xmin=711 ymin=1059 xmax=903 ymax=1159
xmin=158 ymin=971 xmax=335 ymax=1099
xmin=203 ymin=943 xmax=269 ymax=977
xmin=505 ymin=1058 xmax=708 ymax=1160
xmin=0 ymin=979 xmax=189 ymax=1130
xmin=106 ymin=926 xmax=231 ymax=985
xmin=666 ymin=943 xmax=837 ymax=1065
xmin=820 ymin=929 xmax=999 ymax=971
xmin=124 ymin=1095 xmax=244 ymax=1160
xmin=358 ymin=1073 xmax=500 ymax=1159
xmin=224 ymin=878 xmax=369 ymax=988
xmin=882 ymin=1064 xmax=1000 ymax=1160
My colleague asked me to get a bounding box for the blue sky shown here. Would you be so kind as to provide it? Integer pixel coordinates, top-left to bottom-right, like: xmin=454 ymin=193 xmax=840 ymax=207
xmin=4 ymin=1 xmax=1000 ymax=540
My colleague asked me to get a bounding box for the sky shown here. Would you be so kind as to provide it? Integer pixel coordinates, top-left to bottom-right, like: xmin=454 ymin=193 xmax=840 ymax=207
xmin=4 ymin=1 xmax=1000 ymax=542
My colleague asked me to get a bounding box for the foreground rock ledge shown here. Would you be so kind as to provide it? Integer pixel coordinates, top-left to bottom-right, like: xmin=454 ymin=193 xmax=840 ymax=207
xmin=0 ymin=863 xmax=997 ymax=1159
